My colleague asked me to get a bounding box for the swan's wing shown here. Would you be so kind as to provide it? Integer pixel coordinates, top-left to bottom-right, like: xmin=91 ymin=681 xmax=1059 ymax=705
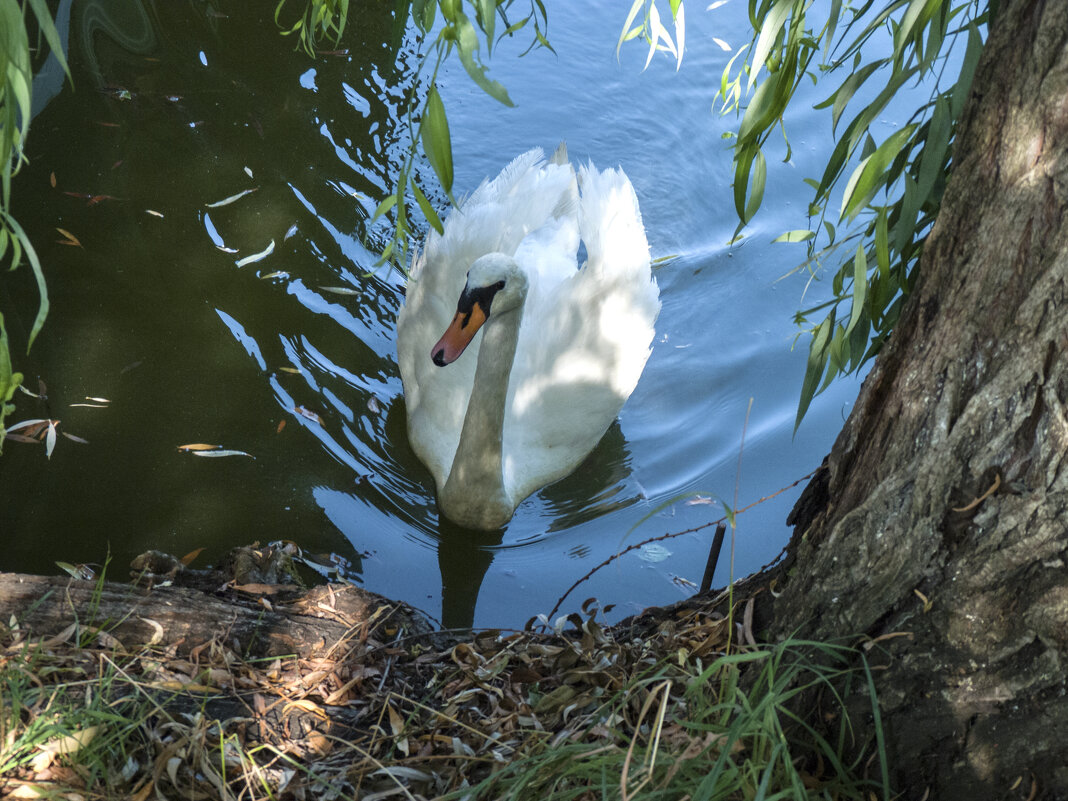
xmin=397 ymin=149 xmax=580 ymax=489
xmin=503 ymin=162 xmax=660 ymax=503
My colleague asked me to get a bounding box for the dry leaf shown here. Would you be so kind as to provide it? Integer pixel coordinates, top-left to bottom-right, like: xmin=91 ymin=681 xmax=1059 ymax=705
xmin=32 ymin=726 xmax=101 ymax=772
xmin=55 ymin=228 xmax=82 ymax=247
xmin=295 ymin=406 xmax=323 ymax=424
xmin=235 ymin=239 xmax=275 ymax=267
xmin=140 ymin=617 xmax=165 ymax=646
xmin=191 ymin=448 xmax=254 ymax=458
xmin=205 ymin=187 xmax=258 ymax=208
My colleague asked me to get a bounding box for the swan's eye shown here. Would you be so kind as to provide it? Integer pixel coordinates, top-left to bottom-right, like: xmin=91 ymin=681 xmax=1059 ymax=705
xmin=457 ymin=280 xmax=507 ymax=324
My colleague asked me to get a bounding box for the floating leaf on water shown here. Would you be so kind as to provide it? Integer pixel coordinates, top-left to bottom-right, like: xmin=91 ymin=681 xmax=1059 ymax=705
xmin=235 ymin=239 xmax=275 ymax=267
xmin=217 ymin=246 xmax=239 ymax=254
xmin=85 ymin=396 xmax=110 ymax=403
xmin=284 ymin=224 xmax=298 ymax=240
xmin=70 ymin=402 xmax=108 ymax=408
xmin=61 ymin=432 xmax=89 ymax=444
xmin=294 ymin=406 xmax=324 ymax=425
xmin=259 ymin=271 xmax=289 ymax=280
xmin=7 ymin=418 xmax=54 ymax=438
xmin=685 ymin=495 xmax=715 ymax=505
xmin=87 ymin=194 xmax=119 ymax=206
xmin=145 ymin=209 xmax=164 ymax=218
xmin=367 ymin=396 xmax=380 ymax=414
xmin=712 ymin=37 xmax=733 ymax=51
xmin=638 ymin=543 xmax=672 ymax=563
xmin=180 ymin=547 xmax=205 ymax=566
xmin=244 ymin=166 xmax=254 ymax=179
xmin=49 ymin=172 xmax=56 ymax=187
xmin=278 ymin=367 xmax=301 ymax=375
xmin=45 ymin=421 xmax=57 ymax=458
xmin=56 ymin=228 xmax=82 ymax=247
xmin=3 ymin=433 xmax=40 ymax=444
xmin=177 ymin=443 xmax=222 ymax=452
xmin=17 ymin=383 xmax=40 ymax=398
xmin=191 ymin=449 xmax=255 ymax=458
xmin=276 ymin=419 xmax=286 ymax=433
xmin=205 ymin=187 xmax=258 ymax=208
xmin=319 ymin=286 xmax=358 ymax=296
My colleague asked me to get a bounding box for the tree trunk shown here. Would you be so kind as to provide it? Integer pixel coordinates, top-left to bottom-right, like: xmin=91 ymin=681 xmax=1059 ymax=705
xmin=768 ymin=0 xmax=1068 ymax=796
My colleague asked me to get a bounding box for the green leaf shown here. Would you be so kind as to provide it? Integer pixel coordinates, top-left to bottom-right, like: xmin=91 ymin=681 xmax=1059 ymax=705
xmin=4 ymin=216 xmax=47 ymax=350
xmin=616 ymin=0 xmax=645 ymax=62
xmin=916 ymin=95 xmax=951 ymax=203
xmin=772 ymin=229 xmax=815 ymax=243
xmin=475 ymin=0 xmax=496 ymax=50
xmin=845 ymin=244 xmax=867 ymax=336
xmin=733 ymin=146 xmax=767 ymax=224
xmin=412 ymin=179 xmax=443 ymax=235
xmin=25 ymin=0 xmax=71 ymax=82
xmin=373 ymin=193 xmax=398 ymax=220
xmin=420 ymin=85 xmax=454 ymax=195
xmin=795 ymin=316 xmax=832 ymax=433
xmin=455 ymin=11 xmax=514 ymax=106
xmin=895 ymin=173 xmax=921 ymax=255
xmin=840 ymin=123 xmax=917 ymax=221
xmin=737 ymin=68 xmax=784 ymax=145
xmin=875 ymin=206 xmax=889 ymax=275
xmin=951 ymin=22 xmax=984 ymax=120
xmin=749 ymin=0 xmax=795 ymax=91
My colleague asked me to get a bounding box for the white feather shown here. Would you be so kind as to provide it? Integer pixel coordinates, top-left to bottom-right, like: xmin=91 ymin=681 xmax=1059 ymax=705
xmin=396 ymin=147 xmax=660 ymax=528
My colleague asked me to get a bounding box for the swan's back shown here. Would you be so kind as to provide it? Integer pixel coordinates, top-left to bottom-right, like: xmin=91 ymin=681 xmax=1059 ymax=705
xmin=397 ymin=149 xmax=580 ymax=489
xmin=503 ymin=162 xmax=659 ymax=502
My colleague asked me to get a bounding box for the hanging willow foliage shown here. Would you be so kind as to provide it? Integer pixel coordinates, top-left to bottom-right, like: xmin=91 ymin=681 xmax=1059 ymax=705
xmin=277 ymin=0 xmax=987 ymax=431
xmin=0 ymin=0 xmax=69 ymax=447
xmin=274 ymin=0 xmax=552 ymax=272
xmin=714 ymin=0 xmax=988 ymax=428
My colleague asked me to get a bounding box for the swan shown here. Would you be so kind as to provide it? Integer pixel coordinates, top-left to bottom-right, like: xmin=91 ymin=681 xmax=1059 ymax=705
xmin=396 ymin=146 xmax=660 ymax=529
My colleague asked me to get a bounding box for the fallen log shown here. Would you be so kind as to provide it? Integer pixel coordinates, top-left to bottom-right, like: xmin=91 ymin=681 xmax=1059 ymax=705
xmin=0 ymin=571 xmax=437 ymax=659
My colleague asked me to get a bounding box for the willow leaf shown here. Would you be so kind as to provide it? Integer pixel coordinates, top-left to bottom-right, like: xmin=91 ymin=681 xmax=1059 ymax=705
xmin=420 ymin=85 xmax=453 ymax=195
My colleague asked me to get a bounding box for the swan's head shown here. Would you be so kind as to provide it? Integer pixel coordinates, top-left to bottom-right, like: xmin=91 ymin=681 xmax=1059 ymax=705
xmin=431 ymin=253 xmax=528 ymax=367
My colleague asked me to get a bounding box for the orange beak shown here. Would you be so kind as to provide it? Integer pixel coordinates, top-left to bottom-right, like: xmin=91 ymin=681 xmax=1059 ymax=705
xmin=431 ymin=304 xmax=488 ymax=366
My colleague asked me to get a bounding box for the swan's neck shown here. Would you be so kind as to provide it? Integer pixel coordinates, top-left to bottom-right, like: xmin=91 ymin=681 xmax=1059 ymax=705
xmin=440 ymin=303 xmax=524 ymax=529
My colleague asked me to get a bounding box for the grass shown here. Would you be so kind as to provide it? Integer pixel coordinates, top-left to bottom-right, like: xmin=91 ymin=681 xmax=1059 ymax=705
xmin=442 ymin=639 xmax=888 ymax=801
xmin=0 ymin=585 xmax=891 ymax=801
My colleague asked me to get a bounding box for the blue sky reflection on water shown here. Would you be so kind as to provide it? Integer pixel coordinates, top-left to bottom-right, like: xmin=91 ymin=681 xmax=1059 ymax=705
xmin=0 ymin=1 xmax=899 ymax=629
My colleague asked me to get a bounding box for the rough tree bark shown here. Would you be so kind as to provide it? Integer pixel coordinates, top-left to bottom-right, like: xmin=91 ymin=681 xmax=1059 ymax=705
xmin=768 ymin=0 xmax=1068 ymax=796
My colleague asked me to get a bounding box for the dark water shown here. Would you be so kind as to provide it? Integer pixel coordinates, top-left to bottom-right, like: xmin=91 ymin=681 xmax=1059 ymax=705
xmin=0 ymin=1 xmax=873 ymax=628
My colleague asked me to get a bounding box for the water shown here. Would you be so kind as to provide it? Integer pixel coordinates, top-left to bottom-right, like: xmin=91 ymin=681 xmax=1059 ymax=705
xmin=0 ymin=1 xmax=872 ymax=628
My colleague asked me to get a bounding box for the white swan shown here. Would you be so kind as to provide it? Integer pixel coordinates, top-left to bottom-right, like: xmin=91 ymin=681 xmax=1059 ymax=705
xmin=397 ymin=146 xmax=660 ymax=529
